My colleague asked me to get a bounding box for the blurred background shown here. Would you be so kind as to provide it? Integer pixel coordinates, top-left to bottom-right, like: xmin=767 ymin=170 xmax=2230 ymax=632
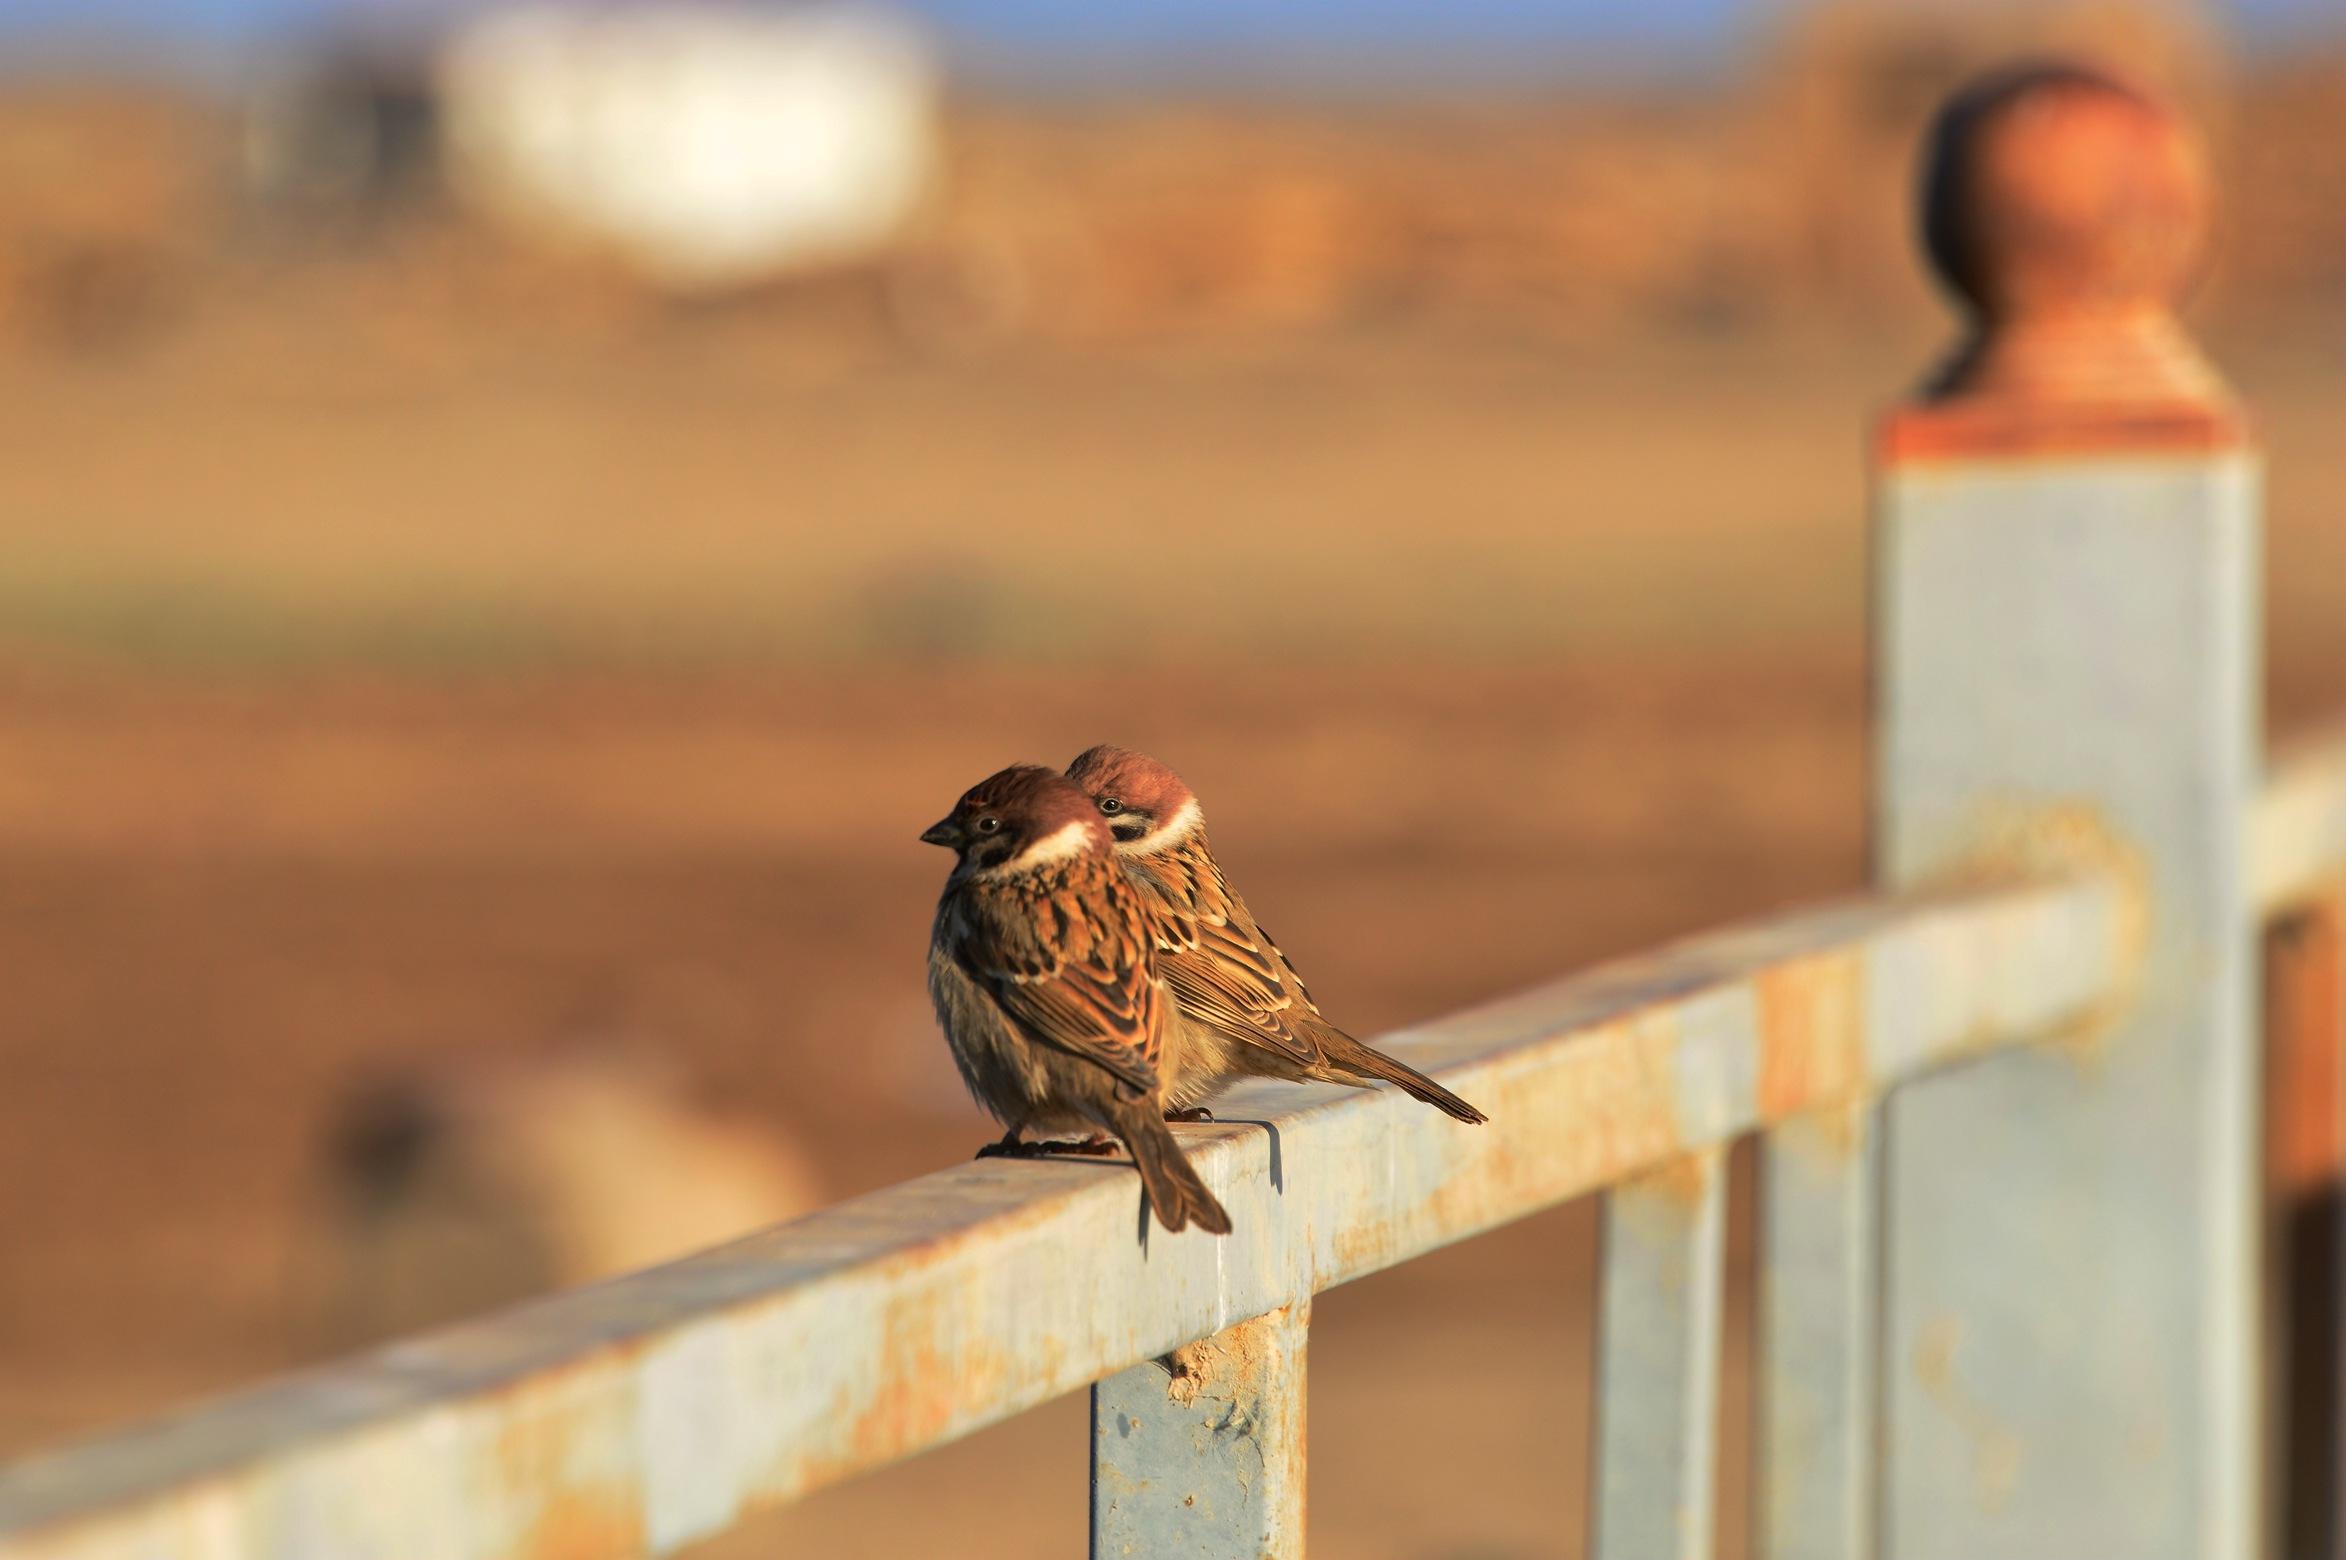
xmin=0 ymin=0 xmax=2339 ymax=1554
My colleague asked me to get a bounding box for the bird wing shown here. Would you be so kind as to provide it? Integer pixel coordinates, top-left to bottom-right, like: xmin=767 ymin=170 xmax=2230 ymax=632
xmin=1135 ymin=839 xmax=1322 ymax=1065
xmin=954 ymin=861 xmax=1165 ymax=1099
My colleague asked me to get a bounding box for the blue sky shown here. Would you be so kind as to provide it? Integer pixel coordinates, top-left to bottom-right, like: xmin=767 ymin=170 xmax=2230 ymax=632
xmin=0 ymin=0 xmax=2336 ymax=80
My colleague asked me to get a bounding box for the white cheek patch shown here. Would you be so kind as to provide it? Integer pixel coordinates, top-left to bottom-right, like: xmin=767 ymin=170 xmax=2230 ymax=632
xmin=1119 ymin=796 xmax=1201 ymax=855
xmin=983 ymin=819 xmax=1094 ymax=877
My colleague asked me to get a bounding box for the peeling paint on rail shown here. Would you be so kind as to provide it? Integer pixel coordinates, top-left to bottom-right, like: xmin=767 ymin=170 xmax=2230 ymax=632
xmin=0 ymin=875 xmax=2130 ymax=1560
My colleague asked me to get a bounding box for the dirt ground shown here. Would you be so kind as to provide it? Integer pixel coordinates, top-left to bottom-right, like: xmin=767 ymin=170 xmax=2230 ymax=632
xmin=0 ymin=312 xmax=2339 ymax=1557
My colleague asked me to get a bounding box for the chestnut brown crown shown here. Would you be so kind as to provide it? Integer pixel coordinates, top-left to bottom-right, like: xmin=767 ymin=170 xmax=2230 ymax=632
xmin=920 ymin=764 xmax=1110 ymax=869
xmin=1066 ymin=745 xmax=1199 ymax=846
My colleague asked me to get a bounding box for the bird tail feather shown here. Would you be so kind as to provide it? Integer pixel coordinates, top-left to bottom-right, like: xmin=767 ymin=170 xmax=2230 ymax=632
xmin=1117 ymin=1106 xmax=1233 ymax=1235
xmin=1321 ymin=1033 xmax=1488 ymax=1125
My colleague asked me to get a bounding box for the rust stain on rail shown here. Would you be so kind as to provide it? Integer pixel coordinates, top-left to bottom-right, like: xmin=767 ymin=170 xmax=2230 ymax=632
xmin=1758 ymin=951 xmax=1866 ymax=1127
xmin=1938 ymin=800 xmax=2151 ymax=1061
xmin=1413 ymin=1010 xmax=1687 ymax=1245
xmin=761 ymin=1202 xmax=1057 ymax=1502
xmin=1635 ymin=1150 xmax=1715 ymax=1210
xmin=475 ymin=1346 xmax=653 ymax=1560
xmin=513 ymin=1497 xmax=645 ymax=1560
xmin=847 ymin=1287 xmax=1015 ymax=1469
xmin=1160 ymin=1300 xmax=1307 ymax=1410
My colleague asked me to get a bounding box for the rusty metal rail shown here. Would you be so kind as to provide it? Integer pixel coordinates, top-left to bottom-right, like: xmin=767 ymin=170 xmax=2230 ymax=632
xmin=0 ymin=876 xmax=2129 ymax=1559
xmin=10 ymin=734 xmax=2346 ymax=1560
xmin=4 ymin=728 xmax=2338 ymax=1560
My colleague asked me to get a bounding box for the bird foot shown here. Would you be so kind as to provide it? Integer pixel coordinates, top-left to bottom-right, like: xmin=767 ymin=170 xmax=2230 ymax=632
xmin=1163 ymin=1106 xmax=1215 ymax=1123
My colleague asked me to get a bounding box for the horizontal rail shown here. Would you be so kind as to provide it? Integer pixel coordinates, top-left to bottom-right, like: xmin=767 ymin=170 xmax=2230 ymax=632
xmin=0 ymin=873 xmax=2128 ymax=1560
xmin=2258 ymin=725 xmax=2346 ymax=912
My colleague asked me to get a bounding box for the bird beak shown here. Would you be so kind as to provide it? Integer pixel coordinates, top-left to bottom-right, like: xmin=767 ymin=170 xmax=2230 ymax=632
xmin=919 ymin=817 xmax=960 ymax=848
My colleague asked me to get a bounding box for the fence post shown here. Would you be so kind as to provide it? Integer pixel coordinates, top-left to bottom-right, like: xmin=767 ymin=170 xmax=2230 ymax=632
xmin=1090 ymin=1303 xmax=1309 ymax=1560
xmin=1872 ymin=65 xmax=2260 ymax=1559
xmin=1759 ymin=1102 xmax=1879 ymax=1560
xmin=1593 ymin=1148 xmax=1728 ymax=1560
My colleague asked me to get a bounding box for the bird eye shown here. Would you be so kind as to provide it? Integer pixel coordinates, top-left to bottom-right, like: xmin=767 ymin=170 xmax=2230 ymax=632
xmin=977 ymin=816 xmax=1002 ymax=833
xmin=1098 ymin=798 xmax=1124 ymax=815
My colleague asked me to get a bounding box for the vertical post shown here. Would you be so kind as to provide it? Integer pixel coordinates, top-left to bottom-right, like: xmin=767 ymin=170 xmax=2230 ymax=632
xmin=1874 ymin=66 xmax=2259 ymax=1560
xmin=2267 ymin=895 xmax=2346 ymax=1560
xmin=1090 ymin=1302 xmax=1309 ymax=1560
xmin=1758 ymin=1102 xmax=1879 ymax=1560
xmin=1593 ymin=1148 xmax=1728 ymax=1560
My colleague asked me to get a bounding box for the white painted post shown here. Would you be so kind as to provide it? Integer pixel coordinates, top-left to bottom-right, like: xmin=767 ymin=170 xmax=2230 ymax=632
xmin=1090 ymin=1303 xmax=1309 ymax=1560
xmin=1759 ymin=1102 xmax=1879 ymax=1560
xmin=1873 ymin=65 xmax=2259 ymax=1560
xmin=1593 ymin=1148 xmax=1728 ymax=1560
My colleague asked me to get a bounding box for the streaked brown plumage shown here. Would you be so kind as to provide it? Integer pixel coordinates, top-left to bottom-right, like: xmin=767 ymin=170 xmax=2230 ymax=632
xmin=1066 ymin=744 xmax=1487 ymax=1126
xmin=922 ymin=763 xmax=1231 ymax=1235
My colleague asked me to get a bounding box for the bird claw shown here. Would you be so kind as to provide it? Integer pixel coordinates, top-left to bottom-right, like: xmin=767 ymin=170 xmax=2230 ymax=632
xmin=1163 ymin=1106 xmax=1215 ymax=1123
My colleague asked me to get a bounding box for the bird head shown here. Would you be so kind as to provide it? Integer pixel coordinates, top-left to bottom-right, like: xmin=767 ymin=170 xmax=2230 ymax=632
xmin=1065 ymin=745 xmax=1202 ymax=854
xmin=921 ymin=765 xmax=1111 ymax=876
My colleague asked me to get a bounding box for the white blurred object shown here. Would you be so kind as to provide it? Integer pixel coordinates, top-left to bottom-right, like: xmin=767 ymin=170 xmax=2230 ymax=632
xmin=307 ymin=1044 xmax=827 ymax=1346
xmin=437 ymin=2 xmax=938 ymax=290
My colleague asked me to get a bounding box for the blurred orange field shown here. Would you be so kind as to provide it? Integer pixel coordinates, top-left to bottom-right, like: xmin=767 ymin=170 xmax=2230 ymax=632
xmin=4 ymin=319 xmax=2343 ymax=659
xmin=0 ymin=291 xmax=2340 ymax=1556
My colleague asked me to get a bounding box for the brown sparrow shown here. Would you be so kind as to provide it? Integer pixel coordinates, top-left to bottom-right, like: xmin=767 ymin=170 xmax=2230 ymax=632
xmin=922 ymin=763 xmax=1232 ymax=1235
xmin=1065 ymin=745 xmax=1487 ymax=1126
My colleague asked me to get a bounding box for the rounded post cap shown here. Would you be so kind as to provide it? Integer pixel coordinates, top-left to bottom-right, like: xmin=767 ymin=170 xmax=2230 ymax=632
xmin=1885 ymin=60 xmax=2246 ymax=461
xmin=1923 ymin=62 xmax=2209 ymax=324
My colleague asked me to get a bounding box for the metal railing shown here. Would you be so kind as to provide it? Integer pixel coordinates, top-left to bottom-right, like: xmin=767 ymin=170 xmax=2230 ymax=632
xmin=3 ymin=757 xmax=2339 ymax=1558
xmin=5 ymin=60 xmax=2345 ymax=1560
xmin=0 ymin=875 xmax=2138 ymax=1559
xmin=5 ymin=770 xmax=2340 ymax=1560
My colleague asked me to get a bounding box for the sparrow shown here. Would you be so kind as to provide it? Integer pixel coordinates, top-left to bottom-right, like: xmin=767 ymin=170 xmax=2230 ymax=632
xmin=1065 ymin=744 xmax=1487 ymax=1126
xmin=922 ymin=763 xmax=1233 ymax=1235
